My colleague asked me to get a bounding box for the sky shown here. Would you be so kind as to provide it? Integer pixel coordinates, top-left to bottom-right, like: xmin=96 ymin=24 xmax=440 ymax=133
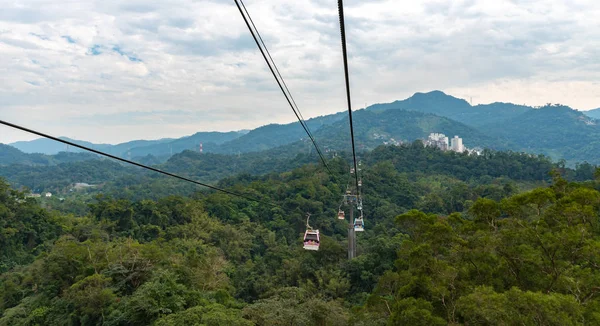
xmin=1 ymin=0 xmax=599 ymax=144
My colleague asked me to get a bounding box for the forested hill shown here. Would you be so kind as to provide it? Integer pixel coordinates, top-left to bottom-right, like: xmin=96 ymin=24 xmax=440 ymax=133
xmin=0 ymin=109 xmax=492 ymax=167
xmin=215 ymin=112 xmax=347 ymax=154
xmin=366 ymin=90 xmax=532 ymax=127
xmin=9 ymin=137 xmax=112 ymax=155
xmin=7 ymin=91 xmax=600 ymax=165
xmin=312 ymin=109 xmax=506 ymax=150
xmin=9 ymin=132 xmax=242 ymax=157
xmin=481 ymin=104 xmax=600 ymax=163
xmin=366 ymin=91 xmax=600 ymax=164
xmin=583 ymin=107 xmax=600 ymax=119
xmin=128 ymin=131 xmax=246 ymax=158
xmin=0 ymin=144 xmax=99 ymax=166
xmin=2 ymin=151 xmax=600 ymax=324
xmin=8 ymin=113 xmax=345 ymax=158
xmin=133 ymin=109 xmax=496 ymax=155
xmin=3 ymin=137 xmax=596 ymax=204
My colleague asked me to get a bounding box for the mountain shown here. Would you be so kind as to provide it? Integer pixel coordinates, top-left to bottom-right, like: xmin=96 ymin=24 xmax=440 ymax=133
xmin=215 ymin=112 xmax=347 ymax=154
xmin=128 ymin=131 xmax=246 ymax=158
xmin=2 ymin=103 xmax=505 ymax=166
xmin=0 ymin=107 xmax=509 ymax=194
xmin=102 ymin=138 xmax=174 ymax=156
xmin=5 ymin=91 xmax=599 ymax=165
xmin=205 ymin=108 xmax=496 ymax=156
xmin=0 ymin=143 xmax=99 ymax=166
xmin=367 ymin=90 xmax=531 ymax=127
xmin=313 ymin=108 xmax=506 ymax=151
xmin=0 ymin=144 xmax=41 ymax=165
xmin=9 ymin=137 xmax=111 ymax=155
xmin=582 ymin=108 xmax=600 ymax=119
xmin=8 ymin=137 xmax=172 ymax=156
xmin=9 ymin=132 xmax=242 ymax=158
xmin=362 ymin=91 xmax=600 ymax=164
xmin=482 ymin=104 xmax=600 ymax=163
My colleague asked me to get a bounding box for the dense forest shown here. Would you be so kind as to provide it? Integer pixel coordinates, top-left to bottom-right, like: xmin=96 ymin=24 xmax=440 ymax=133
xmin=2 ymin=141 xmax=600 ymax=325
xmin=4 ymin=142 xmax=595 ymax=197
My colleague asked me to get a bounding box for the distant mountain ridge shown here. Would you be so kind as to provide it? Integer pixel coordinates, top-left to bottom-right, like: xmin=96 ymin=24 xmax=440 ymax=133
xmin=0 ymin=144 xmax=99 ymax=166
xmin=9 ymin=137 xmax=172 ymax=156
xmin=0 ymin=108 xmax=495 ymax=167
xmin=311 ymin=108 xmax=507 ymax=151
xmin=9 ymin=137 xmax=111 ymax=155
xmin=8 ymin=113 xmax=347 ymax=159
xmin=367 ymin=90 xmax=532 ymax=127
xmin=215 ymin=112 xmax=347 ymax=154
xmin=6 ymin=90 xmax=600 ymax=165
xmin=128 ymin=131 xmax=245 ymax=158
xmin=9 ymin=132 xmax=247 ymax=158
xmin=482 ymin=104 xmax=600 ymax=163
xmin=367 ymin=91 xmax=600 ymax=164
xmin=583 ymin=108 xmax=600 ymax=120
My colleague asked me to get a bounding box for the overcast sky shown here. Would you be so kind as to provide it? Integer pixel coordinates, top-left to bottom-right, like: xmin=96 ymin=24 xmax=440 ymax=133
xmin=1 ymin=0 xmax=599 ymax=144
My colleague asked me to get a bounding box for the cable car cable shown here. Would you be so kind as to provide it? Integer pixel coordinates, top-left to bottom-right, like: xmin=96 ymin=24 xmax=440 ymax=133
xmin=337 ymin=0 xmax=360 ymax=197
xmin=235 ymin=0 xmax=329 ymax=172
xmin=233 ymin=0 xmax=332 ymax=175
xmin=238 ymin=0 xmax=311 ymax=128
xmin=0 ymin=119 xmax=279 ymax=208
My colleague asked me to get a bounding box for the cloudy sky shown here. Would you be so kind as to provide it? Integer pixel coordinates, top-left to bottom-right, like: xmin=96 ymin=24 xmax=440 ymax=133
xmin=1 ymin=0 xmax=599 ymax=144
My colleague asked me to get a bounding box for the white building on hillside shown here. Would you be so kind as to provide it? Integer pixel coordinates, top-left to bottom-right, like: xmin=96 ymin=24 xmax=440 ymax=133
xmin=450 ymin=135 xmax=464 ymax=152
xmin=425 ymin=133 xmax=449 ymax=150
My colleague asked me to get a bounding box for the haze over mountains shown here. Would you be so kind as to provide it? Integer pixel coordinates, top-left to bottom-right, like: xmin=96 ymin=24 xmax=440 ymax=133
xmin=4 ymin=90 xmax=600 ymax=165
xmin=583 ymin=108 xmax=600 ymax=120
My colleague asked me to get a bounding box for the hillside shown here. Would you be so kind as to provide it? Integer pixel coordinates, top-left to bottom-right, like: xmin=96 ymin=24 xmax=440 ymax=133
xmin=0 ymin=159 xmax=140 ymax=193
xmin=7 ymin=113 xmax=346 ymax=159
xmin=195 ymin=109 xmax=502 ymax=156
xmin=214 ymin=112 xmax=347 ymax=154
xmin=482 ymin=104 xmax=600 ymax=163
xmin=367 ymin=90 xmax=531 ymax=126
xmin=102 ymin=138 xmax=174 ymax=156
xmin=9 ymin=132 xmax=243 ymax=158
xmin=364 ymin=92 xmax=600 ymax=164
xmin=1 ymin=147 xmax=600 ymax=325
xmin=9 ymin=137 xmax=112 ymax=155
xmin=7 ymin=91 xmax=600 ymax=165
xmin=2 ymin=136 xmax=575 ymax=201
xmin=0 ymin=141 xmax=309 ymax=195
xmin=0 ymin=144 xmax=99 ymax=166
xmin=0 ymin=107 xmax=516 ymax=169
xmin=314 ymin=108 xmax=506 ymax=151
xmin=128 ymin=131 xmax=245 ymax=158
xmin=583 ymin=107 xmax=600 ymax=119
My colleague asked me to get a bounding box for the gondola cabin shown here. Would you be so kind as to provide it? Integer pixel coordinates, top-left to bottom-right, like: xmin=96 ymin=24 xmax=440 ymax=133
xmin=354 ymin=217 xmax=364 ymax=232
xmin=337 ymin=209 xmax=345 ymax=220
xmin=303 ymin=229 xmax=320 ymax=250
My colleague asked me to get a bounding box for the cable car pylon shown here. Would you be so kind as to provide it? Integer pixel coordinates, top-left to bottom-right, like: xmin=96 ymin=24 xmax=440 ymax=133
xmin=337 ymin=169 xmax=361 ymax=259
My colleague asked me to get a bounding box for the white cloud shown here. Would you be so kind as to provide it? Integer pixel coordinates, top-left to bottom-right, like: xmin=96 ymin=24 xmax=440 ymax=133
xmin=0 ymin=0 xmax=599 ymax=144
